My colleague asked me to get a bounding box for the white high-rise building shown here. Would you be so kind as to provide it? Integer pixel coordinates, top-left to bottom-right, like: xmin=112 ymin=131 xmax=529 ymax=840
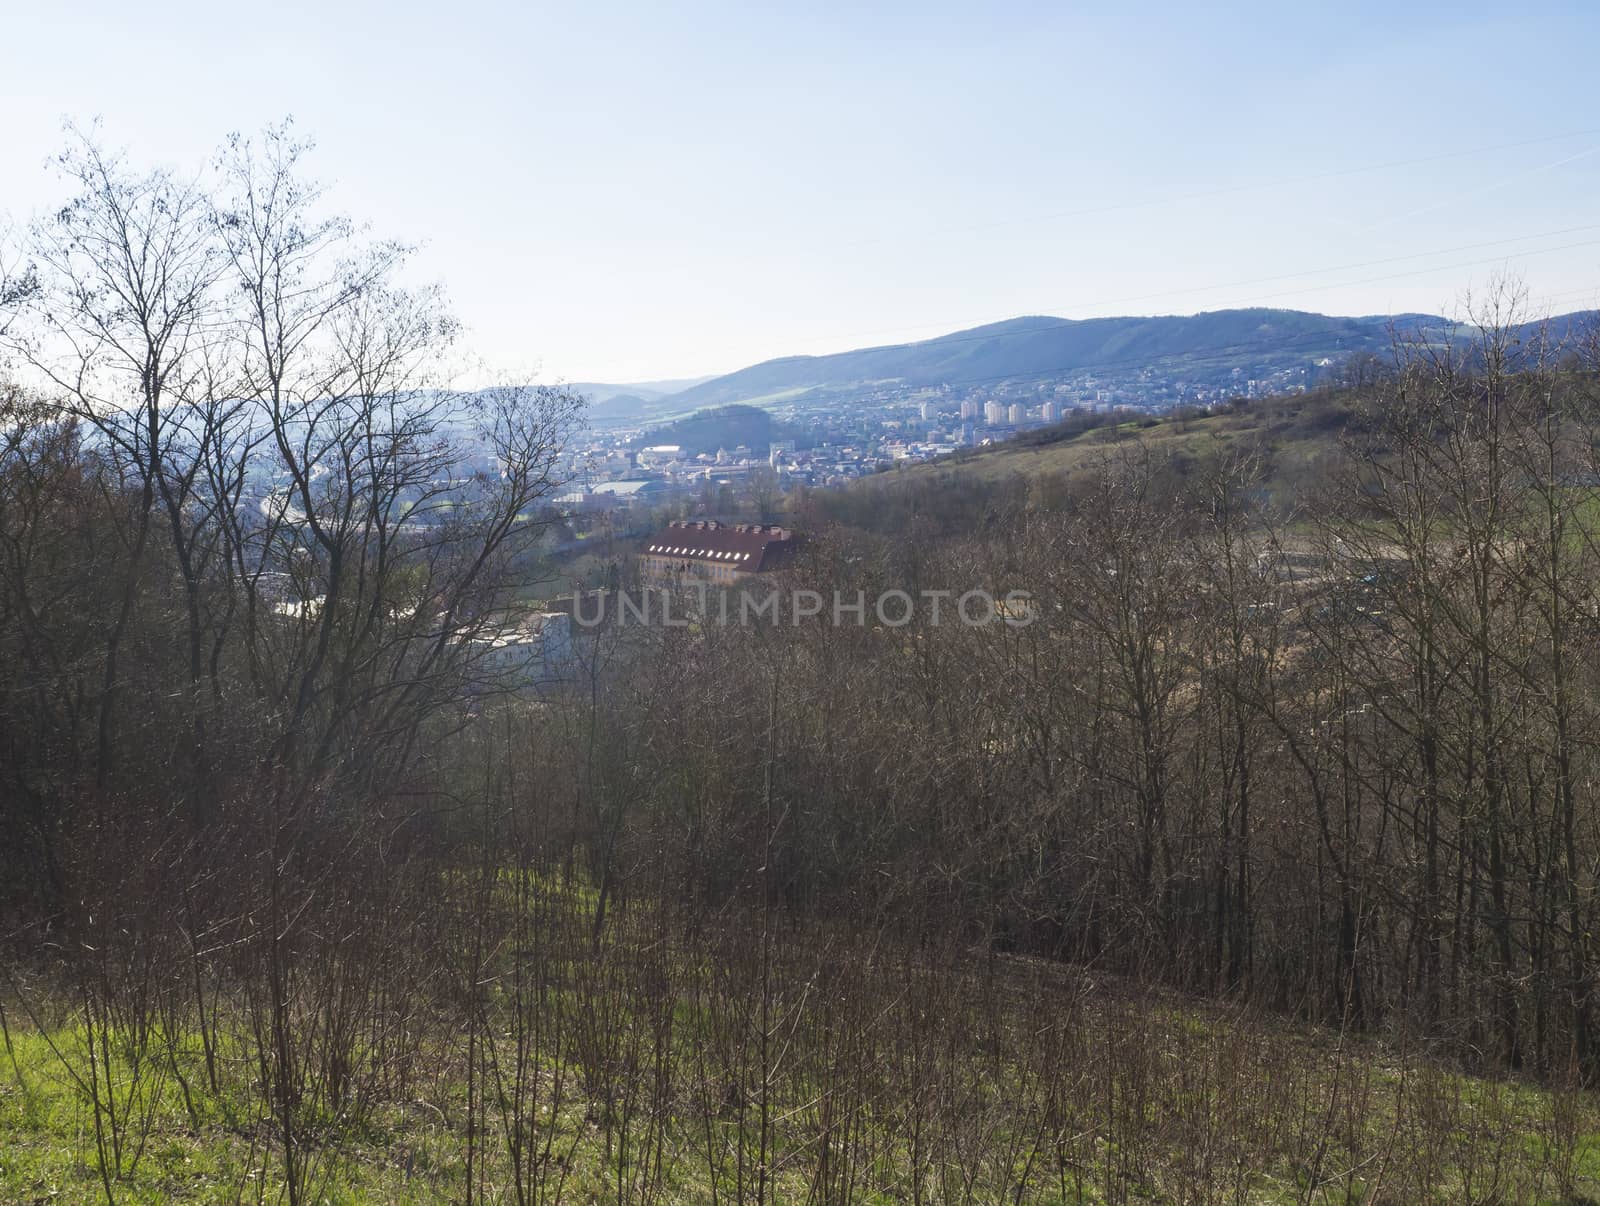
xmin=1042 ymin=401 xmax=1059 ymax=422
xmin=960 ymin=399 xmax=980 ymax=421
xmin=920 ymin=401 xmax=937 ymax=421
xmin=1008 ymin=403 xmax=1025 ymax=425
xmin=984 ymin=400 xmax=1006 ymax=426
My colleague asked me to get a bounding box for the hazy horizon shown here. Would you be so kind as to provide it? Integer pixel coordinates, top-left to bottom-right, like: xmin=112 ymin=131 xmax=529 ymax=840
xmin=4 ymin=0 xmax=1598 ymax=384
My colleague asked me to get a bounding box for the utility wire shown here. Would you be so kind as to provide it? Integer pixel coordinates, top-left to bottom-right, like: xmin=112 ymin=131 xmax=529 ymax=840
xmin=839 ymin=127 xmax=1600 ymax=250
xmin=760 ymin=224 xmax=1600 ymax=358
xmin=723 ymin=231 xmax=1600 ymax=369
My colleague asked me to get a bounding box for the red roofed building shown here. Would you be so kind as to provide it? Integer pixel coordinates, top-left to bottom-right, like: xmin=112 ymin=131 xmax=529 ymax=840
xmin=640 ymin=520 xmax=798 ymax=587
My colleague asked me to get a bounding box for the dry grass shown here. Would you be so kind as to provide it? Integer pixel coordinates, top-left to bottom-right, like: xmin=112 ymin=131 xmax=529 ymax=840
xmin=4 ymin=886 xmax=1599 ymax=1204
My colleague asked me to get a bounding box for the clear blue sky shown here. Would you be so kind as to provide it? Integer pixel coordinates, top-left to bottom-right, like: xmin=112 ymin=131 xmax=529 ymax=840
xmin=3 ymin=0 xmax=1598 ymax=382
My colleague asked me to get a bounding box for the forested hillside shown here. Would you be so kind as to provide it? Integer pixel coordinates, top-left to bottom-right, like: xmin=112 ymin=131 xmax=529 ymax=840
xmin=5 ymin=131 xmax=1600 ymax=1203
xmin=634 ymin=307 xmax=1597 ymax=413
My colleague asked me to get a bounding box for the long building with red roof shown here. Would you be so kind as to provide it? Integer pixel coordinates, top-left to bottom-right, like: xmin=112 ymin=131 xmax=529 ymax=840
xmin=639 ymin=520 xmax=798 ymax=587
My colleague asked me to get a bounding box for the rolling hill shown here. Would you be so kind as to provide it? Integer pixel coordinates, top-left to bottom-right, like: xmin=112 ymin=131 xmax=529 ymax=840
xmin=564 ymin=376 xmax=716 ymax=421
xmin=808 ymin=385 xmax=1394 ymax=543
xmin=631 ymin=308 xmax=1595 ymax=415
xmin=630 ymin=403 xmax=804 ymax=456
xmin=656 ymin=310 xmax=1405 ymax=409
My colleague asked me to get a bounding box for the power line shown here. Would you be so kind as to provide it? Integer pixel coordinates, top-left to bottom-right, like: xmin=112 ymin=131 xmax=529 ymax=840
xmin=752 ymin=229 xmax=1600 ymax=365
xmin=620 ymin=258 xmax=1595 ymax=410
xmin=574 ymin=131 xmax=1600 ymax=389
xmin=1206 ymin=237 xmax=1600 ymax=308
xmin=838 ymin=126 xmax=1600 ymax=251
xmin=591 ymin=256 xmax=1596 ymax=407
xmin=1345 ymin=144 xmax=1600 ymax=237
xmin=770 ymin=224 xmax=1600 ymax=357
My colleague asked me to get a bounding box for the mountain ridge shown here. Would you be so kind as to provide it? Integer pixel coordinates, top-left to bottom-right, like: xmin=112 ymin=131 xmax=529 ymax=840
xmin=594 ymin=307 xmax=1594 ymax=419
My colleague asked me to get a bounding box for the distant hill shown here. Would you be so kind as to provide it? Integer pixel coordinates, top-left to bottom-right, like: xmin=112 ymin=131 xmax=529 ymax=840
xmin=655 ymin=310 xmax=1388 ymax=408
xmin=564 ymin=376 xmax=717 ymax=422
xmin=632 ymin=404 xmax=803 ymax=456
xmin=823 ymin=304 xmax=1599 ymax=532
xmin=647 ymin=308 xmax=1596 ymax=412
xmin=568 ymin=376 xmax=714 ymax=403
xmin=813 ymin=386 xmax=1374 ymax=540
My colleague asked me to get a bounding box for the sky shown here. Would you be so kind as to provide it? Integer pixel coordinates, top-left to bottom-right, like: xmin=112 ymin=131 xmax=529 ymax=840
xmin=2 ymin=0 xmax=1598 ymax=384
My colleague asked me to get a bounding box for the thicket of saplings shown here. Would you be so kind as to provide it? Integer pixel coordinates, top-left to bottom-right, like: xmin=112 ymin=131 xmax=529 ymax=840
xmin=0 ymin=124 xmax=1598 ymax=1200
xmin=767 ymin=306 xmax=1600 ymax=1079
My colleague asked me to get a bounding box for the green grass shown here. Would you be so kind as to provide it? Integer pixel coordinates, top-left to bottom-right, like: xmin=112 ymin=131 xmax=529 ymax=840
xmin=6 ymin=999 xmax=1598 ymax=1204
xmin=6 ymin=886 xmax=1600 ymax=1204
xmin=0 ymin=1020 xmax=881 ymax=1203
xmin=874 ymin=391 xmax=1362 ymax=494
